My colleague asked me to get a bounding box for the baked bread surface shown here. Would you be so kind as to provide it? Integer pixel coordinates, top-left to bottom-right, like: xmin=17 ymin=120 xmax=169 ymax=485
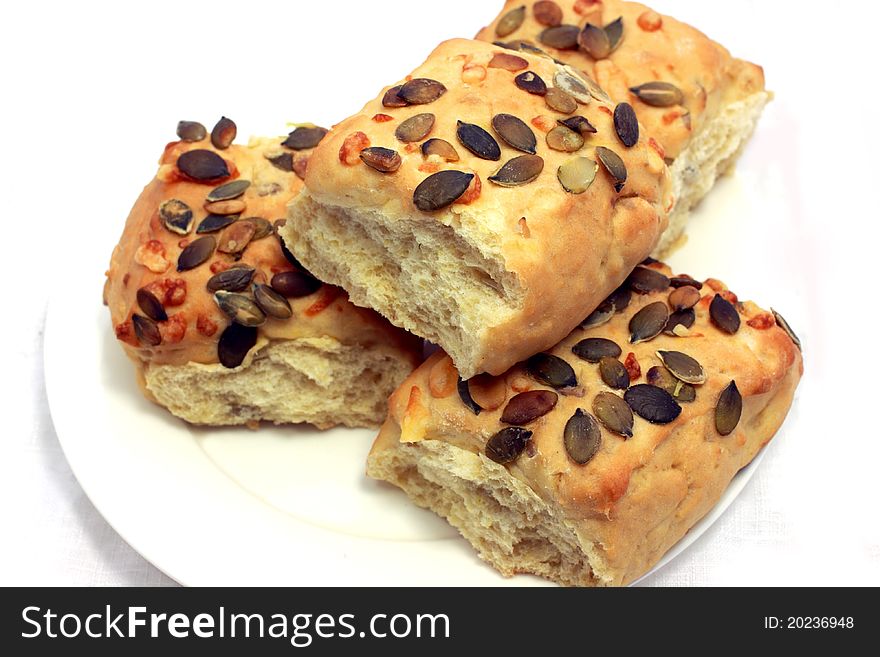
xmin=105 ymin=131 xmax=421 ymax=428
xmin=367 ymin=261 xmax=803 ymax=585
xmin=283 ymin=38 xmax=672 ymax=379
xmin=479 ymin=0 xmax=766 ymax=159
xmin=477 ymin=0 xmax=768 ymax=253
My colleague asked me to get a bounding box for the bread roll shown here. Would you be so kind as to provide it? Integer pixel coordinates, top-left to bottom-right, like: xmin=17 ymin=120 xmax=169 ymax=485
xmin=282 ymin=39 xmax=672 ymax=378
xmin=104 ymin=120 xmax=422 ymax=428
xmin=477 ymin=0 xmax=768 ymax=254
xmin=367 ymin=261 xmax=803 ymax=585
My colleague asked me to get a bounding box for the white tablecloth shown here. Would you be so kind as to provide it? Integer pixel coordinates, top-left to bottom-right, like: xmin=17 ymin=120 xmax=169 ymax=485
xmin=2 ymin=0 xmax=879 ymax=587
xmin=3 ymin=304 xmax=175 ymax=586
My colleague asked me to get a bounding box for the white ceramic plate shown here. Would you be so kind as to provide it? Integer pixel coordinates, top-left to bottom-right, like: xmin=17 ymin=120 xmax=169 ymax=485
xmin=44 ymin=279 xmax=767 ymax=586
xmin=44 ymin=153 xmax=791 ymax=586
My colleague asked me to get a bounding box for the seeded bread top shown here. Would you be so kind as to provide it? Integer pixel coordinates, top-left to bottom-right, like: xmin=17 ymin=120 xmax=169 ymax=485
xmin=287 ymin=38 xmax=673 ymax=377
xmin=477 ymin=0 xmax=766 ymax=161
xmin=303 ymin=38 xmax=670 ymax=219
xmin=104 ymin=121 xmax=421 ymax=369
xmin=374 ymin=260 xmax=802 ymax=582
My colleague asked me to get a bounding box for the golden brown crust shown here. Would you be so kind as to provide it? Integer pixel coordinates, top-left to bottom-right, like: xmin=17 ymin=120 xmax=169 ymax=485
xmin=369 ymin=261 xmax=803 ymax=585
xmin=477 ymin=0 xmax=766 ymax=159
xmin=105 ymin=131 xmax=421 ymax=375
xmin=286 ymin=38 xmax=672 ymax=377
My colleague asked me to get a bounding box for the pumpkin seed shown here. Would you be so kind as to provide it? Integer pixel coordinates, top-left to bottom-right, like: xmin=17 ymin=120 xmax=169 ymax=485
xmin=486 ymin=426 xmax=532 ymax=464
xmin=458 ymin=376 xmax=482 ymax=415
xmin=217 ymin=220 xmax=256 ymax=255
xmin=177 ymin=149 xmax=229 ymax=181
xmin=204 ymin=199 xmax=245 ymax=216
xmin=557 ymin=156 xmax=598 ymax=193
xmin=515 ymin=41 xmax=553 ymax=59
xmin=197 ymin=213 xmax=238 ymax=234
xmin=772 ymin=309 xmax=802 ymax=350
xmin=675 ymin=383 xmax=696 ymax=403
xmin=488 ymin=155 xmax=544 ymax=187
xmin=580 ymin=299 xmax=614 ymax=329
xmin=488 ymin=52 xmax=529 ymax=71
xmin=710 ymin=294 xmax=740 ymax=334
xmin=534 ymin=0 xmax=563 ymax=27
xmin=515 ymin=71 xmax=547 ymax=95
xmin=176 ymin=120 xmax=206 ymax=142
xmin=592 ymin=391 xmax=633 ymax=437
xmin=248 ymin=217 xmax=273 ymax=241
xmin=668 ymin=285 xmax=701 ymax=311
xmin=214 ymin=291 xmax=266 ymax=327
xmin=495 ymin=5 xmax=526 ymax=37
xmin=207 ymin=179 xmax=250 ymax=202
xmin=491 ymin=113 xmax=537 ymax=154
xmin=553 ymin=70 xmax=593 ymax=104
xmin=218 ymin=323 xmax=257 ymax=369
xmin=624 ymin=384 xmax=681 ymax=424
xmin=177 ymin=235 xmax=215 ymax=271
xmin=468 ymin=374 xmax=507 ymax=411
xmin=656 ymin=350 xmax=706 ymax=385
xmin=599 ymin=356 xmax=630 ymax=390
xmin=501 ymin=390 xmax=559 ymax=424
xmin=607 ymin=284 xmax=632 ymax=312
xmin=564 ymin=409 xmax=602 ymax=464
xmin=715 ymin=380 xmax=742 ymax=436
xmin=664 ymin=308 xmax=696 ymax=335
xmin=421 ymin=138 xmax=460 ymax=161
xmin=646 ymin=366 xmax=695 ymax=402
xmin=613 ymin=102 xmax=639 ymax=147
xmin=207 ymin=265 xmax=256 ymax=293
xmin=253 ymin=284 xmax=293 ymax=319
xmin=457 ymin=121 xmax=501 ymax=160
xmin=579 ymin=23 xmax=610 ymax=58
xmin=571 ymin=337 xmax=621 ymax=363
xmin=395 ymin=113 xmax=435 ymax=143
xmin=627 ymin=266 xmax=670 ymax=293
xmin=210 ymin=116 xmax=236 ymax=150
xmin=629 ymin=81 xmax=684 ymax=107
xmin=604 ymin=17 xmax=624 ymax=52
xmin=266 ymin=150 xmax=294 ymax=172
xmin=672 ymin=381 xmax=697 ymax=404
xmin=136 ymin=288 xmax=167 ymax=322
xmin=595 ymin=146 xmax=627 ymax=192
xmin=670 ymin=275 xmax=703 ymax=289
xmin=546 ymin=125 xmax=584 ymax=152
xmin=539 ymin=25 xmax=580 ymax=50
xmin=559 ymin=115 xmax=597 ymax=134
xmin=413 ymin=170 xmax=474 ymax=211
xmin=132 ymin=314 xmax=161 ymax=347
xmin=159 ymin=199 xmax=193 ymax=235
xmin=526 ymin=353 xmax=577 ymax=389
xmin=360 ymin=147 xmax=402 ymax=173
xmin=282 ymin=126 xmax=328 ymax=150
xmin=382 ymin=85 xmax=408 ymax=108
xmin=271 ymin=270 xmax=322 ymax=298
xmin=398 ymin=78 xmax=447 ymax=105
xmin=629 ymin=301 xmax=669 ymax=343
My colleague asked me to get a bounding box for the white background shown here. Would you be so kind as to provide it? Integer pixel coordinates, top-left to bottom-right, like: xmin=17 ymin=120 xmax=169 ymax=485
xmin=1 ymin=0 xmax=879 ymax=586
